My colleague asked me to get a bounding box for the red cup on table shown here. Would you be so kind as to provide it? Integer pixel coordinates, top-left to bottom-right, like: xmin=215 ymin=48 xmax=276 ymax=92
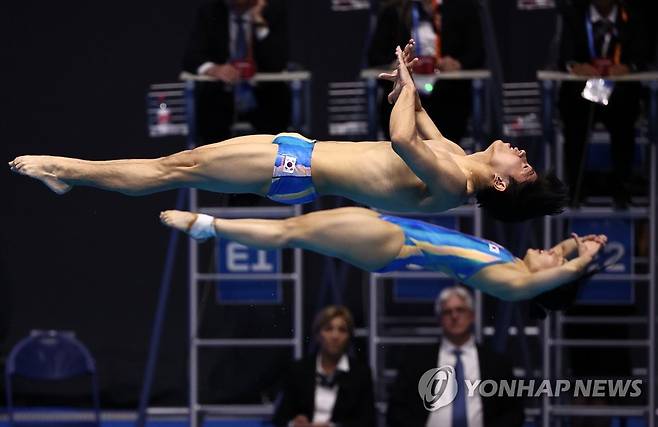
xmin=231 ymin=59 xmax=256 ymax=79
xmin=413 ymin=56 xmax=437 ymax=75
xmin=591 ymin=58 xmax=613 ymax=77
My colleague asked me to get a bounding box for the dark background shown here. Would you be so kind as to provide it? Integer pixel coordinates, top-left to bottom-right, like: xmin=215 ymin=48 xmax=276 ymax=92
xmin=0 ymin=0 xmax=373 ymax=406
xmin=0 ymin=0 xmax=207 ymax=405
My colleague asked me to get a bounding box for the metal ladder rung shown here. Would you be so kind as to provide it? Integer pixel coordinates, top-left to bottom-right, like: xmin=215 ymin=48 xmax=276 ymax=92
xmin=548 ymin=339 xmax=650 ymax=347
xmin=195 ymin=338 xmax=296 ymax=347
xmin=195 ymin=273 xmax=298 ymax=281
xmin=556 ymin=206 xmax=651 ymax=218
xmin=371 ymin=271 xmax=451 ymax=279
xmin=376 ymin=205 xmax=478 ymax=217
xmin=583 ymin=274 xmax=651 ymax=281
xmin=549 ymin=405 xmax=648 ymax=417
xmin=197 ymin=404 xmax=274 ymax=416
xmin=559 ymin=315 xmax=648 ymax=324
xmin=372 ymin=336 xmax=439 ymax=345
xmin=483 ymin=326 xmax=540 ymax=336
xmin=150 ymin=82 xmax=186 ymax=90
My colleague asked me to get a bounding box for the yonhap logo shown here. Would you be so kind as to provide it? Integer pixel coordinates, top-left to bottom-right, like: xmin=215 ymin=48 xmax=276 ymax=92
xmin=417 ymin=366 xmax=458 ymax=411
xmin=417 ymin=373 xmax=643 ymax=410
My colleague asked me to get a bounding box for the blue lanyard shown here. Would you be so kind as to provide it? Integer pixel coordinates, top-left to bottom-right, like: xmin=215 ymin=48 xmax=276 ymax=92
xmin=586 ymin=10 xmax=617 ymax=59
xmin=585 ymin=13 xmax=597 ymax=59
xmin=411 ymin=3 xmax=423 ymax=54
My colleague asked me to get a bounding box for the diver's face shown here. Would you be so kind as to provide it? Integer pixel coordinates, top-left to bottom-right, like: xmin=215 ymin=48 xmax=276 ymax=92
xmin=592 ymin=0 xmax=615 ymax=13
xmin=488 ymin=140 xmax=537 ymax=186
xmin=439 ymin=295 xmax=474 ymax=342
xmin=317 ymin=316 xmax=350 ymax=358
xmin=523 ymin=248 xmax=566 ymax=272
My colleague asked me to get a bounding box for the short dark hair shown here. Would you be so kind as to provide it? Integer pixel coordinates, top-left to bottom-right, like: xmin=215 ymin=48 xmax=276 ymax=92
xmin=475 ymin=171 xmax=568 ymax=222
xmin=528 ymin=267 xmax=601 ymax=319
xmin=529 ymin=250 xmax=616 ymax=318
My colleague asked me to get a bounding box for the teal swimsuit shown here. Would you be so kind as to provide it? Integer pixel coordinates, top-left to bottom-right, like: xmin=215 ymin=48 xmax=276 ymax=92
xmin=376 ymin=215 xmax=517 ymax=280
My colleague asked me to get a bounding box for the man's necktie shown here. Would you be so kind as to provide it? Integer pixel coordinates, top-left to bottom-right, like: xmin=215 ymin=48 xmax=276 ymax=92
xmin=452 ymin=349 xmax=467 ymax=427
xmin=233 ymin=15 xmax=257 ymax=113
xmin=235 ymin=15 xmax=247 ymax=60
xmin=593 ymin=19 xmax=614 ymax=58
xmin=316 ymin=372 xmax=338 ymax=388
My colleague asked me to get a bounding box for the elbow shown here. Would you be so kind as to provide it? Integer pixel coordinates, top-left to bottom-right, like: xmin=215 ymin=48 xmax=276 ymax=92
xmin=390 ymin=132 xmax=417 ymax=152
xmin=389 ymin=130 xmax=410 ymax=146
xmin=390 ymin=137 xmax=411 ymax=158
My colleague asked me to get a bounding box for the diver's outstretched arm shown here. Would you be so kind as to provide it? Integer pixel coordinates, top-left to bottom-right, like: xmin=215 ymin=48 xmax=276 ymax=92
xmin=476 ymin=240 xmax=604 ymax=301
xmin=550 ymin=233 xmax=608 ymax=258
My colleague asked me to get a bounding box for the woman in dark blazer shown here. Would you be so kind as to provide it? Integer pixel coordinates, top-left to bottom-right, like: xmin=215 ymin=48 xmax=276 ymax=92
xmin=272 ymin=305 xmax=376 ymax=427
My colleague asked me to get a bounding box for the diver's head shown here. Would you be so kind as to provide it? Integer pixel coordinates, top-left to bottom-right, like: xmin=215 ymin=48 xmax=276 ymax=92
xmin=475 ymin=167 xmax=568 ymax=222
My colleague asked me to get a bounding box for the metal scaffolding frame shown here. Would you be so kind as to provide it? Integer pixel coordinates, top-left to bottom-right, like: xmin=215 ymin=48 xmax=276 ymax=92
xmin=361 ymin=69 xmax=493 ymax=422
xmin=539 ymin=73 xmax=658 ymax=427
xmin=180 ymin=73 xmax=311 ymax=427
xmin=187 ymin=201 xmax=303 ymax=427
xmin=367 ymin=205 xmax=483 ymax=415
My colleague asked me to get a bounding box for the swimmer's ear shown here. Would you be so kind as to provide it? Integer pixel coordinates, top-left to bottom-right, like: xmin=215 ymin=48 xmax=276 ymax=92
xmin=493 ymin=174 xmax=508 ymax=192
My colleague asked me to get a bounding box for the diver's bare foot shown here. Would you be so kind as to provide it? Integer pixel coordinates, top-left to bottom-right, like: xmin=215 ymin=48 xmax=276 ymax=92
xmin=9 ymin=156 xmax=72 ymax=194
xmin=160 ymin=210 xmax=201 ymax=238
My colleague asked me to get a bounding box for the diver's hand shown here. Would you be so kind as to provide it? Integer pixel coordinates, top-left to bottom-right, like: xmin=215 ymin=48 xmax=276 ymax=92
xmin=378 ymin=39 xmax=419 ymax=104
xmin=572 ymin=233 xmax=605 ymax=259
xmin=580 ymin=234 xmax=608 ymax=245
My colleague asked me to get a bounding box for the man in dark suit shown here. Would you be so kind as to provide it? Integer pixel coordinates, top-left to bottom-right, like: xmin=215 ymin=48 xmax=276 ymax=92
xmin=183 ymin=0 xmax=290 ymax=144
xmin=273 ymin=306 xmax=375 ymax=427
xmin=387 ymin=286 xmax=524 ymax=427
xmin=368 ymin=0 xmax=484 ymax=143
xmin=557 ymin=0 xmax=651 ymax=207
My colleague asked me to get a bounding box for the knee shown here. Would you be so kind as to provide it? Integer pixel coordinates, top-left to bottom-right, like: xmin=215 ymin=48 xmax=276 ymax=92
xmin=160 ymin=150 xmax=198 ymax=169
xmin=280 ymin=217 xmax=303 ymax=247
xmin=156 ymin=150 xmax=200 ymax=181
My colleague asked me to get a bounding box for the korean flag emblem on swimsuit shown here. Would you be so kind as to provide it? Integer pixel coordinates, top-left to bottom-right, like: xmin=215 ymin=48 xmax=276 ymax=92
xmin=282 ymin=155 xmax=297 ymax=174
xmin=488 ymin=243 xmax=500 ymax=254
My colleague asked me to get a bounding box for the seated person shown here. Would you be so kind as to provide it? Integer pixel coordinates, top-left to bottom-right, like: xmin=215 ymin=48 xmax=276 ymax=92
xmin=368 ymin=0 xmax=484 ymax=143
xmin=557 ymin=0 xmax=651 ymax=207
xmin=182 ymin=0 xmax=290 ymax=143
xmin=387 ymin=286 xmax=524 ymax=427
xmin=272 ymin=305 xmax=376 ymax=427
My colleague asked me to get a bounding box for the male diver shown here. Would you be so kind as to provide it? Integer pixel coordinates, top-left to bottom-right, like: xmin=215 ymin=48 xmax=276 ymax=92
xmin=9 ymin=43 xmax=566 ymax=221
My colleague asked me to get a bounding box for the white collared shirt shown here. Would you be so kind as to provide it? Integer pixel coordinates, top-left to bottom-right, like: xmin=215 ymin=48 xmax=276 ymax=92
xmin=589 ymin=4 xmax=618 ymax=24
xmin=588 ymin=4 xmax=618 ymax=58
xmin=425 ymin=337 xmax=483 ymax=427
xmin=312 ymin=354 xmax=350 ymax=424
xmin=416 ymin=21 xmax=438 ymax=57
